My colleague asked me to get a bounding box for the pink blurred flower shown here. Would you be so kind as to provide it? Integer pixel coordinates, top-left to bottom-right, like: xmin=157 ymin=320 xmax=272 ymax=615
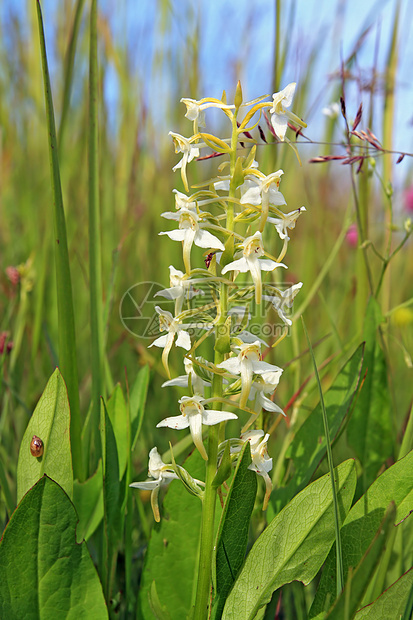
xmin=404 ymin=187 xmax=413 ymax=212
xmin=346 ymin=224 xmax=358 ymax=248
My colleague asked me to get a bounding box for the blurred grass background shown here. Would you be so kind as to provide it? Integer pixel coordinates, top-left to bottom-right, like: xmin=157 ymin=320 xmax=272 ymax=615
xmin=1 ymin=0 xmax=412 ymax=503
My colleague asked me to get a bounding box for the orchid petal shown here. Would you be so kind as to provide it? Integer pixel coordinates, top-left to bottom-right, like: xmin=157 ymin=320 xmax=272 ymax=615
xmin=221 ymin=257 xmax=250 ymax=274
xmin=175 ymin=329 xmax=191 ymax=350
xmin=156 ymin=414 xmax=190 ymax=430
xmin=202 ymin=409 xmax=238 ymax=425
xmin=188 ymin=413 xmax=208 ymax=460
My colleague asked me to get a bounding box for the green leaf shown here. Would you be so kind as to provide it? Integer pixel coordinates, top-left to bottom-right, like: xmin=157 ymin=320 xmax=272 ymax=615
xmin=73 ymin=460 xmax=103 ymax=542
xmin=354 ymin=568 xmax=413 ymax=620
xmin=0 ymin=476 xmax=108 ymax=619
xmin=212 ymin=443 xmax=257 ymax=620
xmin=324 ymin=504 xmax=396 ymax=620
xmin=309 ymin=449 xmax=413 ymax=618
xmin=270 ymin=345 xmax=363 ymax=515
xmin=106 ymin=384 xmax=128 ymax=478
xmin=347 ymin=297 xmax=393 ymax=489
xmin=17 ymin=368 xmax=73 ymax=503
xmin=130 ymin=365 xmax=150 ymax=451
xmin=36 ymin=0 xmax=82 ymax=480
xmin=221 ymin=459 xmax=357 ymax=620
xmin=136 ymin=450 xmax=205 ymax=620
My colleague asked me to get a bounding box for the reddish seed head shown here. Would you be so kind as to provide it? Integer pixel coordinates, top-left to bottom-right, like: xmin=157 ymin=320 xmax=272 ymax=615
xmin=5 ymin=266 xmax=19 ymax=286
xmin=0 ymin=332 xmax=8 ymax=354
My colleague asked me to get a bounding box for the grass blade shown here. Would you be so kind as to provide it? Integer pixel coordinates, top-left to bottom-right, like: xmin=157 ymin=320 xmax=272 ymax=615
xmin=89 ymin=0 xmax=105 ymax=465
xmin=301 ymin=317 xmax=344 ymax=597
xmin=36 ymin=0 xmax=83 ymax=480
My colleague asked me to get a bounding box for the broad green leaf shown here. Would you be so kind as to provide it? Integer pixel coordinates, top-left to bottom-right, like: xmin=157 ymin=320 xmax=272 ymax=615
xmin=354 ymin=568 xmax=413 ymax=620
xmin=17 ymin=368 xmax=73 ymax=503
xmin=130 ymin=365 xmax=150 ymax=450
xmin=222 ymin=459 xmax=357 ymax=620
xmin=324 ymin=505 xmax=396 ymax=620
xmin=270 ymin=345 xmax=363 ymax=516
xmin=212 ymin=443 xmax=257 ymax=620
xmin=347 ymin=297 xmax=393 ymax=489
xmin=136 ymin=450 xmax=205 ymax=620
xmin=73 ymin=460 xmax=103 ymax=542
xmin=309 ymin=449 xmax=413 ymax=617
xmin=106 ymin=384 xmax=128 ymax=478
xmin=0 ymin=476 xmax=108 ymax=619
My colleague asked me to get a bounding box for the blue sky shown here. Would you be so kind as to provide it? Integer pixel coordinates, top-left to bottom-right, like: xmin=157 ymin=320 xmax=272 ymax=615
xmin=98 ymin=0 xmax=413 ymax=155
xmin=3 ymin=0 xmax=412 ymax=166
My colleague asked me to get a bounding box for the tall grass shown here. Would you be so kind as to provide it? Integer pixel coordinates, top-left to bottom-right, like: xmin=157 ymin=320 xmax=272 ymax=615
xmin=0 ymin=0 xmax=412 ymax=616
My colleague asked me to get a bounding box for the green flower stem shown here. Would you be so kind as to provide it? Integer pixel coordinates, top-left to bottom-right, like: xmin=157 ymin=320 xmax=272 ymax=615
xmin=193 ymin=109 xmax=239 ymax=619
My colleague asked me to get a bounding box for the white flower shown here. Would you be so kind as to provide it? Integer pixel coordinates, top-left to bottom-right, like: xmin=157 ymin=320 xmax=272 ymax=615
xmin=157 ymin=395 xmax=237 ymax=460
xmin=240 ymin=170 xmax=286 ymax=207
xmin=267 ymin=207 xmax=306 ymax=241
xmin=162 ymin=357 xmax=210 ymax=396
xmin=240 ymin=170 xmax=287 ymax=229
xmin=129 ymin=447 xmax=178 ymax=522
xmin=159 ymin=207 xmax=225 ymax=273
xmin=217 ymin=340 xmax=282 ymax=408
xmin=322 ymin=102 xmax=340 ymax=119
xmin=270 ymin=83 xmax=306 ymax=141
xmin=155 ymin=265 xmax=204 ymax=314
xmin=241 ymin=430 xmax=273 ymax=509
xmin=173 ymin=189 xmax=197 ymax=211
xmin=148 ymin=306 xmax=191 ymax=378
xmin=249 ymin=370 xmax=284 ymax=413
xmin=263 ymin=282 xmax=303 ymax=326
xmin=180 ymin=97 xmax=235 ymax=128
xmin=221 ymin=231 xmax=287 ymax=304
xmin=169 ymin=132 xmax=206 ymax=191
